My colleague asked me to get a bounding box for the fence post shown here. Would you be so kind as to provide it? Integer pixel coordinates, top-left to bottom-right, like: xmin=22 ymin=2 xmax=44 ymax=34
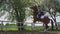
xmin=1 ymin=21 xmax=3 ymax=31
xmin=20 ymin=22 xmax=24 ymax=31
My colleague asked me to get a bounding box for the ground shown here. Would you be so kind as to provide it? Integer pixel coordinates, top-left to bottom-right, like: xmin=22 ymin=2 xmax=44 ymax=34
xmin=0 ymin=31 xmax=60 ymax=34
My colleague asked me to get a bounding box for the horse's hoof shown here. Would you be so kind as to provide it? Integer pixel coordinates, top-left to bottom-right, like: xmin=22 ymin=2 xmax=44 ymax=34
xmin=43 ymin=29 xmax=47 ymax=32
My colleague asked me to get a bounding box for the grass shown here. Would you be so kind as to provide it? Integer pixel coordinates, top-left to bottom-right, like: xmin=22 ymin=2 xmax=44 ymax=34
xmin=0 ymin=24 xmax=18 ymax=31
xmin=0 ymin=24 xmax=60 ymax=31
xmin=3 ymin=28 xmax=18 ymax=31
xmin=24 ymin=26 xmax=44 ymax=31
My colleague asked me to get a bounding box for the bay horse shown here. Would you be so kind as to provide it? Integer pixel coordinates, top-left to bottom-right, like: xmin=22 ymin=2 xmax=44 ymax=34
xmin=30 ymin=5 xmax=54 ymax=31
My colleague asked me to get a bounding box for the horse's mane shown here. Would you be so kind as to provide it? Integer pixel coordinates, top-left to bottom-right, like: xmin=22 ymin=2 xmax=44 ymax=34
xmin=30 ymin=5 xmax=42 ymax=21
xmin=30 ymin=5 xmax=38 ymax=14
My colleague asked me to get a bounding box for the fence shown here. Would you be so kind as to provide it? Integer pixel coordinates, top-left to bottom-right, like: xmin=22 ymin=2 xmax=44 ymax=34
xmin=0 ymin=20 xmax=59 ymax=31
xmin=0 ymin=20 xmax=59 ymax=34
xmin=0 ymin=21 xmax=42 ymax=31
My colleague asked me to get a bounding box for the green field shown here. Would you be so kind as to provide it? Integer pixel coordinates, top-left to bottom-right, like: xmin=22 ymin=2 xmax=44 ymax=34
xmin=0 ymin=24 xmax=60 ymax=31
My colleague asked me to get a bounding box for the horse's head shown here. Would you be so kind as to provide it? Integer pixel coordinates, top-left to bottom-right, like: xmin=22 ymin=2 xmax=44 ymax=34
xmin=30 ymin=5 xmax=38 ymax=11
xmin=30 ymin=5 xmax=36 ymax=9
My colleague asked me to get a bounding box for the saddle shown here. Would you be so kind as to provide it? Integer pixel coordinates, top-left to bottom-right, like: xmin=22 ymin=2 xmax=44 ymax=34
xmin=37 ymin=11 xmax=44 ymax=18
xmin=37 ymin=12 xmax=50 ymax=24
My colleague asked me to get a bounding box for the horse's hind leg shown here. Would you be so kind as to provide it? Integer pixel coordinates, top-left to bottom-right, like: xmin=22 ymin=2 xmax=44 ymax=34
xmin=44 ymin=24 xmax=49 ymax=32
xmin=45 ymin=24 xmax=49 ymax=29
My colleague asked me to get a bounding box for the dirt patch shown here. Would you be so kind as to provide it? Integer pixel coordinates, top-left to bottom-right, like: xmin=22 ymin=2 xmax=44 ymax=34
xmin=0 ymin=31 xmax=59 ymax=34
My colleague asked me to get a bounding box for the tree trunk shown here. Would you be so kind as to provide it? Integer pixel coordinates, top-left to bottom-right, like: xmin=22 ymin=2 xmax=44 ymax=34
xmin=48 ymin=8 xmax=58 ymax=30
xmin=54 ymin=12 xmax=58 ymax=30
xmin=51 ymin=19 xmax=54 ymax=30
xmin=12 ymin=5 xmax=24 ymax=31
xmin=17 ymin=22 xmax=24 ymax=31
xmin=48 ymin=8 xmax=54 ymax=30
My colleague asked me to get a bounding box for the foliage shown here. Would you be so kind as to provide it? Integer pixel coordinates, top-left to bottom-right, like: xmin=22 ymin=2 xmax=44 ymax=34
xmin=43 ymin=0 xmax=60 ymax=13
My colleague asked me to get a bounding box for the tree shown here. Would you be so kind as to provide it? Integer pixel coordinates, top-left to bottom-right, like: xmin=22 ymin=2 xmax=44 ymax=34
xmin=41 ymin=0 xmax=60 ymax=30
xmin=0 ymin=0 xmax=26 ymax=31
xmin=11 ymin=0 xmax=43 ymax=31
xmin=0 ymin=0 xmax=42 ymax=31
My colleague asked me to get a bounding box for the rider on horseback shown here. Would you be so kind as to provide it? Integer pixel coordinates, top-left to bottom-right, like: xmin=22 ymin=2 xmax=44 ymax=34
xmin=38 ymin=11 xmax=44 ymax=19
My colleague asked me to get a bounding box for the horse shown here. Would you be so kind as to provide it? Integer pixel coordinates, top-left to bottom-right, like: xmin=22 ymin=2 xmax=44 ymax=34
xmin=30 ymin=5 xmax=54 ymax=31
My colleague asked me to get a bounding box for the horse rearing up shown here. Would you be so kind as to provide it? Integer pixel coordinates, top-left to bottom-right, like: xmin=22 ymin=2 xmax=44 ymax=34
xmin=30 ymin=5 xmax=53 ymax=31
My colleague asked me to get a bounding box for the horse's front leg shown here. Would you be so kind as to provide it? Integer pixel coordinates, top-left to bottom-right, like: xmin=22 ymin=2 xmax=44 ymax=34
xmin=31 ymin=20 xmax=36 ymax=30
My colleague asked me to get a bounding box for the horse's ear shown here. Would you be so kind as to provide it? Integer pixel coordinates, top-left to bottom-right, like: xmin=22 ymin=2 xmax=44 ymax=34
xmin=30 ymin=6 xmax=34 ymax=9
xmin=30 ymin=5 xmax=37 ymax=9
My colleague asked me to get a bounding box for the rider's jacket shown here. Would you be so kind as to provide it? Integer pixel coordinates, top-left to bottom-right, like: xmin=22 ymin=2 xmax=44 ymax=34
xmin=38 ymin=11 xmax=44 ymax=18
